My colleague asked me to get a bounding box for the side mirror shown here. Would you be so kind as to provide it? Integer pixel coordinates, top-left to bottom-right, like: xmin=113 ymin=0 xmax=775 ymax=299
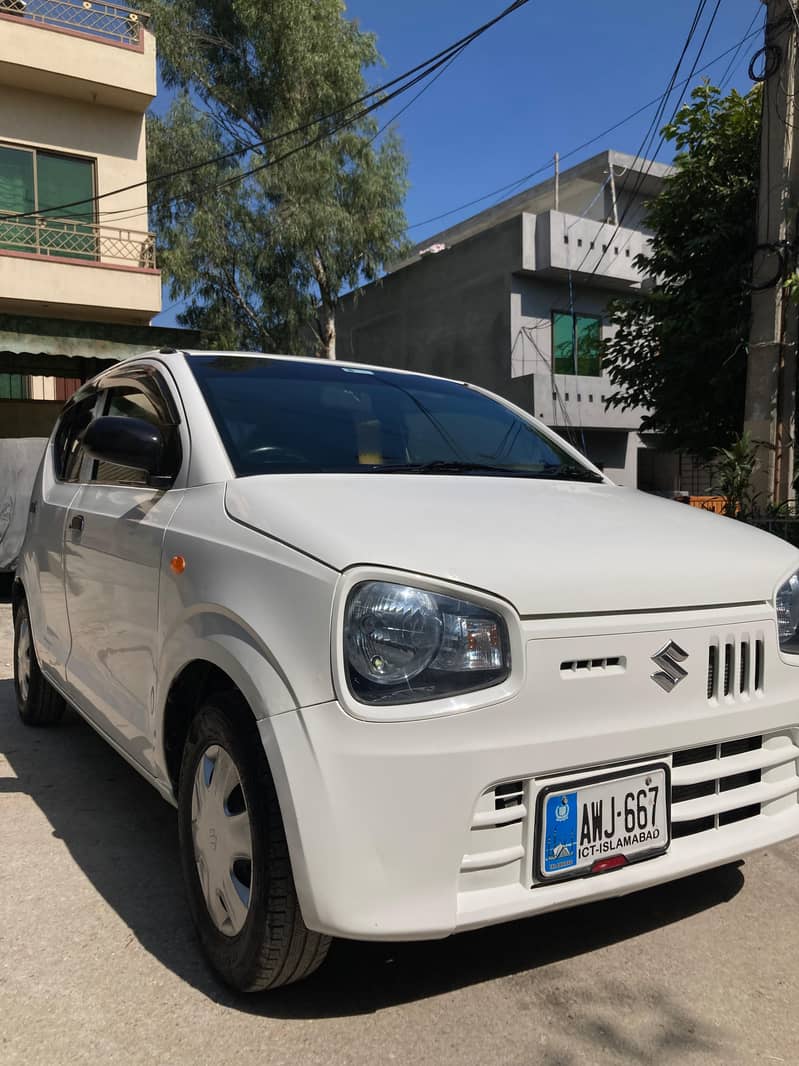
xmin=82 ymin=416 xmax=165 ymax=478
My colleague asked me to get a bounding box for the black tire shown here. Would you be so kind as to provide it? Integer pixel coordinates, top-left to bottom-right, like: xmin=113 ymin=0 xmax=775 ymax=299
xmin=13 ymin=599 xmax=66 ymax=727
xmin=177 ymin=692 xmax=331 ymax=992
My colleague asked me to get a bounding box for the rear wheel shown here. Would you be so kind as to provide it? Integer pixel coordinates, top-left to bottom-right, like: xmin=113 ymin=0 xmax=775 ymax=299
xmin=177 ymin=693 xmax=330 ymax=991
xmin=13 ymin=599 xmax=65 ymax=727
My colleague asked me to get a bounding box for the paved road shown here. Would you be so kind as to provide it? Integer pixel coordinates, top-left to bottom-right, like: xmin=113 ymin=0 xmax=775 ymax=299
xmin=1 ymin=597 xmax=798 ymax=1066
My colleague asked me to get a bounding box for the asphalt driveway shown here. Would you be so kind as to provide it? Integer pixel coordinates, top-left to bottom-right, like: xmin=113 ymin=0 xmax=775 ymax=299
xmin=1 ymin=596 xmax=798 ymax=1065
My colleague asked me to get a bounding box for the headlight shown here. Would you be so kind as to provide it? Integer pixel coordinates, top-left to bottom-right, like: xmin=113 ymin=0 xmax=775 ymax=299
xmin=344 ymin=580 xmax=510 ymax=704
xmin=776 ymin=570 xmax=799 ymax=653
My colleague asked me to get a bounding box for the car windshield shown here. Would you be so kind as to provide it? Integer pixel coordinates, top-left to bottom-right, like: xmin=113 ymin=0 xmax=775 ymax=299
xmin=187 ymin=355 xmax=602 ymax=481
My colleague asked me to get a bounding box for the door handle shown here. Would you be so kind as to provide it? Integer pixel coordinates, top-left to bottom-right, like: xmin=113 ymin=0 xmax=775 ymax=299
xmin=69 ymin=514 xmax=85 ymax=533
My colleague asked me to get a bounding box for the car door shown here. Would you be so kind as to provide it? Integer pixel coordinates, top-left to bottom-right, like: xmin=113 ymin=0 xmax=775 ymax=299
xmin=63 ymin=370 xmax=184 ymax=775
xmin=25 ymin=389 xmax=100 ymax=683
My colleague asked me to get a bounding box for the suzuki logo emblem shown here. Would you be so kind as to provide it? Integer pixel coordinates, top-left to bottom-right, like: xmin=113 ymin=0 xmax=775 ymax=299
xmin=651 ymin=641 xmax=688 ymax=692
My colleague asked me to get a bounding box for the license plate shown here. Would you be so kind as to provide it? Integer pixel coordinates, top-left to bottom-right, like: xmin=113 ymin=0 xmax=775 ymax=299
xmin=536 ymin=763 xmax=670 ymax=882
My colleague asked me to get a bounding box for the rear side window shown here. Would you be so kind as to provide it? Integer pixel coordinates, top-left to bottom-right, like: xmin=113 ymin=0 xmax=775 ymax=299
xmin=53 ymin=395 xmax=97 ymax=483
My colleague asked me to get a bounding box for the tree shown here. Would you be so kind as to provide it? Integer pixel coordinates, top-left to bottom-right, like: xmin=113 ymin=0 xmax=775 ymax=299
xmin=145 ymin=0 xmax=409 ymax=357
xmin=602 ymin=83 xmax=761 ymax=457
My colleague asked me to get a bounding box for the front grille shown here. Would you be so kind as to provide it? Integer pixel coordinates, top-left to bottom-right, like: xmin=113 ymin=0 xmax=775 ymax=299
xmin=459 ymin=731 xmax=799 ymax=900
xmin=671 ymin=733 xmax=799 ymax=839
xmin=707 ymin=637 xmax=764 ymax=701
xmin=459 ymin=781 xmax=528 ymax=892
xmin=494 ymin=780 xmax=524 ymax=815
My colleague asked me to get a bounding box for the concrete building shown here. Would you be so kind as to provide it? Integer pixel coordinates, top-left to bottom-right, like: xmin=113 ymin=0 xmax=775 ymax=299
xmin=0 ymin=1 xmax=196 ymax=569
xmin=336 ymin=149 xmax=689 ymax=490
xmin=0 ymin=0 xmax=161 ymax=327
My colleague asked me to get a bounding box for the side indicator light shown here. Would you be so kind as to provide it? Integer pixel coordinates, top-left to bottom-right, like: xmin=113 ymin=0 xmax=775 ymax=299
xmin=170 ymin=555 xmax=187 ymax=574
xmin=591 ymin=855 xmax=628 ymax=875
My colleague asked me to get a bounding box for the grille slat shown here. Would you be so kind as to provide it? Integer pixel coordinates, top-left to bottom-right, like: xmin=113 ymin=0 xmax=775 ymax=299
xmin=707 ymin=637 xmax=765 ymax=702
xmin=673 ymin=745 xmax=717 ymax=767
xmin=723 ymin=643 xmax=733 ymax=696
xmin=707 ymin=646 xmax=717 ymax=700
xmin=670 ymin=779 xmax=794 ymax=822
xmin=560 ymin=656 xmax=624 ymax=677
xmin=671 ymin=739 xmax=797 ymax=786
xmin=755 ymin=641 xmax=765 ymax=691
xmin=670 ymin=733 xmax=799 ymax=839
xmin=739 ymin=641 xmax=749 ymax=693
xmin=672 ymin=780 xmax=715 ymax=804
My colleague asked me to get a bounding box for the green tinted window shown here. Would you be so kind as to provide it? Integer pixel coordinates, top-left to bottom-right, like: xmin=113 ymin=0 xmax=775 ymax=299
xmin=0 ymin=146 xmax=34 ymax=214
xmin=552 ymin=312 xmax=602 ymax=376
xmin=37 ymin=152 xmax=96 ymax=260
xmin=0 ymin=147 xmax=35 ymax=253
xmin=0 ymin=145 xmax=95 ymax=260
xmin=37 ymin=153 xmax=94 ymax=218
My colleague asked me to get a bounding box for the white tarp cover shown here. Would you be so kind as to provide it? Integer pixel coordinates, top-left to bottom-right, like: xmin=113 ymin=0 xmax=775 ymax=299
xmin=0 ymin=438 xmax=47 ymax=571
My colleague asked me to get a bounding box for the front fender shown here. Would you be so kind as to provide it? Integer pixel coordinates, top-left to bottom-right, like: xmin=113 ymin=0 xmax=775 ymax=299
xmin=156 ymin=603 xmax=303 ymax=726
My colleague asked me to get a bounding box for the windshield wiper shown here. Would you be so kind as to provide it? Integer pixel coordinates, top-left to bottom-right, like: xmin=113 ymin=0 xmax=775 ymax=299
xmin=532 ymin=465 xmax=605 ymax=483
xmin=367 ymin=460 xmax=603 ymax=480
xmin=371 ymin=460 xmax=532 ymax=475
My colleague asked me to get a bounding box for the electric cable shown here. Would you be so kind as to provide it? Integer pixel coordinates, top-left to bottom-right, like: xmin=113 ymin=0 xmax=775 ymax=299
xmin=5 ymin=0 xmax=534 ymax=223
xmin=720 ymin=7 xmax=764 ymax=88
xmin=407 ymin=16 xmax=761 ymax=235
xmin=571 ymin=0 xmax=722 ymax=285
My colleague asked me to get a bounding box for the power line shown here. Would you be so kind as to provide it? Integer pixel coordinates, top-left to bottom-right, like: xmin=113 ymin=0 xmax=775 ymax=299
xmin=406 ymin=20 xmax=763 ymax=235
xmin=551 ymin=0 xmax=719 ymax=447
xmin=571 ymin=0 xmax=723 ymax=284
xmin=719 ymin=7 xmax=764 ymax=89
xmin=6 ymin=0 xmax=533 ymax=223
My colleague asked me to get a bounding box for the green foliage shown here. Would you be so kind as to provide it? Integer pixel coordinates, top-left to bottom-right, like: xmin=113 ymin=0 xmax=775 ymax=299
xmin=709 ymin=431 xmax=759 ymax=518
xmin=145 ymin=0 xmax=410 ymax=356
xmin=602 ymin=83 xmax=761 ymax=458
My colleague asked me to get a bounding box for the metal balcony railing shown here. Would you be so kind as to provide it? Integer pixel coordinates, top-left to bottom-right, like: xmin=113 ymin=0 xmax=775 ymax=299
xmin=0 ymin=0 xmax=149 ymax=47
xmin=0 ymin=213 xmax=157 ymax=268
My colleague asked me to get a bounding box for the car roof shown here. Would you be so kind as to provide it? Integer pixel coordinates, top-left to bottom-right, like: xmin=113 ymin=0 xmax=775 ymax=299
xmin=134 ymin=348 xmax=467 ymax=389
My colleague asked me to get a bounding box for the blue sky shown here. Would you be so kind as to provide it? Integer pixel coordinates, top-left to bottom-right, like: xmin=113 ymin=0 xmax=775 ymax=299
xmin=152 ymin=0 xmax=763 ymax=327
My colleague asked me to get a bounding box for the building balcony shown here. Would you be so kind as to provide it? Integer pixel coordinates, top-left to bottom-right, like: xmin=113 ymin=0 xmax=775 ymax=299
xmin=0 ymin=213 xmax=156 ymax=267
xmin=522 ymin=210 xmax=651 ymax=289
xmin=0 ymin=0 xmax=148 ymax=46
xmin=0 ymin=214 xmax=161 ymax=323
xmin=0 ymin=0 xmax=155 ymax=112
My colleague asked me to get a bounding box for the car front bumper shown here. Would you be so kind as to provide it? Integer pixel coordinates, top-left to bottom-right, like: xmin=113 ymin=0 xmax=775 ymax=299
xmin=261 ymin=604 xmax=799 ymax=940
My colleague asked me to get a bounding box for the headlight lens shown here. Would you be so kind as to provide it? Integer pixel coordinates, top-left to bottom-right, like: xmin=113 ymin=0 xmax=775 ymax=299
xmin=776 ymin=570 xmax=799 ymax=653
xmin=344 ymin=580 xmax=510 ymax=704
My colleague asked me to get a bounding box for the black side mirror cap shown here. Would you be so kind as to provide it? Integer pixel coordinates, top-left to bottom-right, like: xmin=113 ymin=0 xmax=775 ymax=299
xmin=82 ymin=416 xmax=165 ymax=477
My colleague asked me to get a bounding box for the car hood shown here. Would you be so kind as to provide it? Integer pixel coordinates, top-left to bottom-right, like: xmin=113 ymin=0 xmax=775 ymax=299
xmin=225 ymin=475 xmax=797 ymax=615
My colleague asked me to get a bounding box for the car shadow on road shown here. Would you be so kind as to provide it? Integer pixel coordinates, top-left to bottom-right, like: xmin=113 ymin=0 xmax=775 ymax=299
xmin=0 ymin=676 xmax=744 ymax=1027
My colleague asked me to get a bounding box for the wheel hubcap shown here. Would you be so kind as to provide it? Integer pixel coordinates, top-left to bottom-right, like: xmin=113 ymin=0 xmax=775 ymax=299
xmin=16 ymin=616 xmax=31 ymax=704
xmin=190 ymin=744 xmax=253 ymax=937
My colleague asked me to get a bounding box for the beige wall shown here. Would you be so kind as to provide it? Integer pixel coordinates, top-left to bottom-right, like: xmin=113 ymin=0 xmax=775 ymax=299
xmin=0 ymin=21 xmax=155 ymax=112
xmin=0 ymin=255 xmax=161 ymax=324
xmin=0 ymin=84 xmax=149 ymax=229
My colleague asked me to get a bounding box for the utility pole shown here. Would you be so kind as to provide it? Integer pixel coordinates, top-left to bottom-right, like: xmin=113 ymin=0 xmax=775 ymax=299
xmin=744 ymin=0 xmax=799 ymax=504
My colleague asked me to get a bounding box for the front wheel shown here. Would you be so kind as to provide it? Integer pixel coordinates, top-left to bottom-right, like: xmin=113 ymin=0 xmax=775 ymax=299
xmin=13 ymin=599 xmax=65 ymax=727
xmin=177 ymin=693 xmax=330 ymax=992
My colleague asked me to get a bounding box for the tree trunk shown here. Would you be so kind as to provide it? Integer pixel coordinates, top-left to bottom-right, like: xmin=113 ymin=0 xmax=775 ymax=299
xmin=317 ymin=305 xmax=336 ymax=360
xmin=312 ymin=250 xmax=337 ymax=360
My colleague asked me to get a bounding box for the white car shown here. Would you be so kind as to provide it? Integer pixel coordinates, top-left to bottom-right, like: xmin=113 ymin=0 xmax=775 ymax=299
xmin=12 ymin=349 xmax=799 ymax=992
